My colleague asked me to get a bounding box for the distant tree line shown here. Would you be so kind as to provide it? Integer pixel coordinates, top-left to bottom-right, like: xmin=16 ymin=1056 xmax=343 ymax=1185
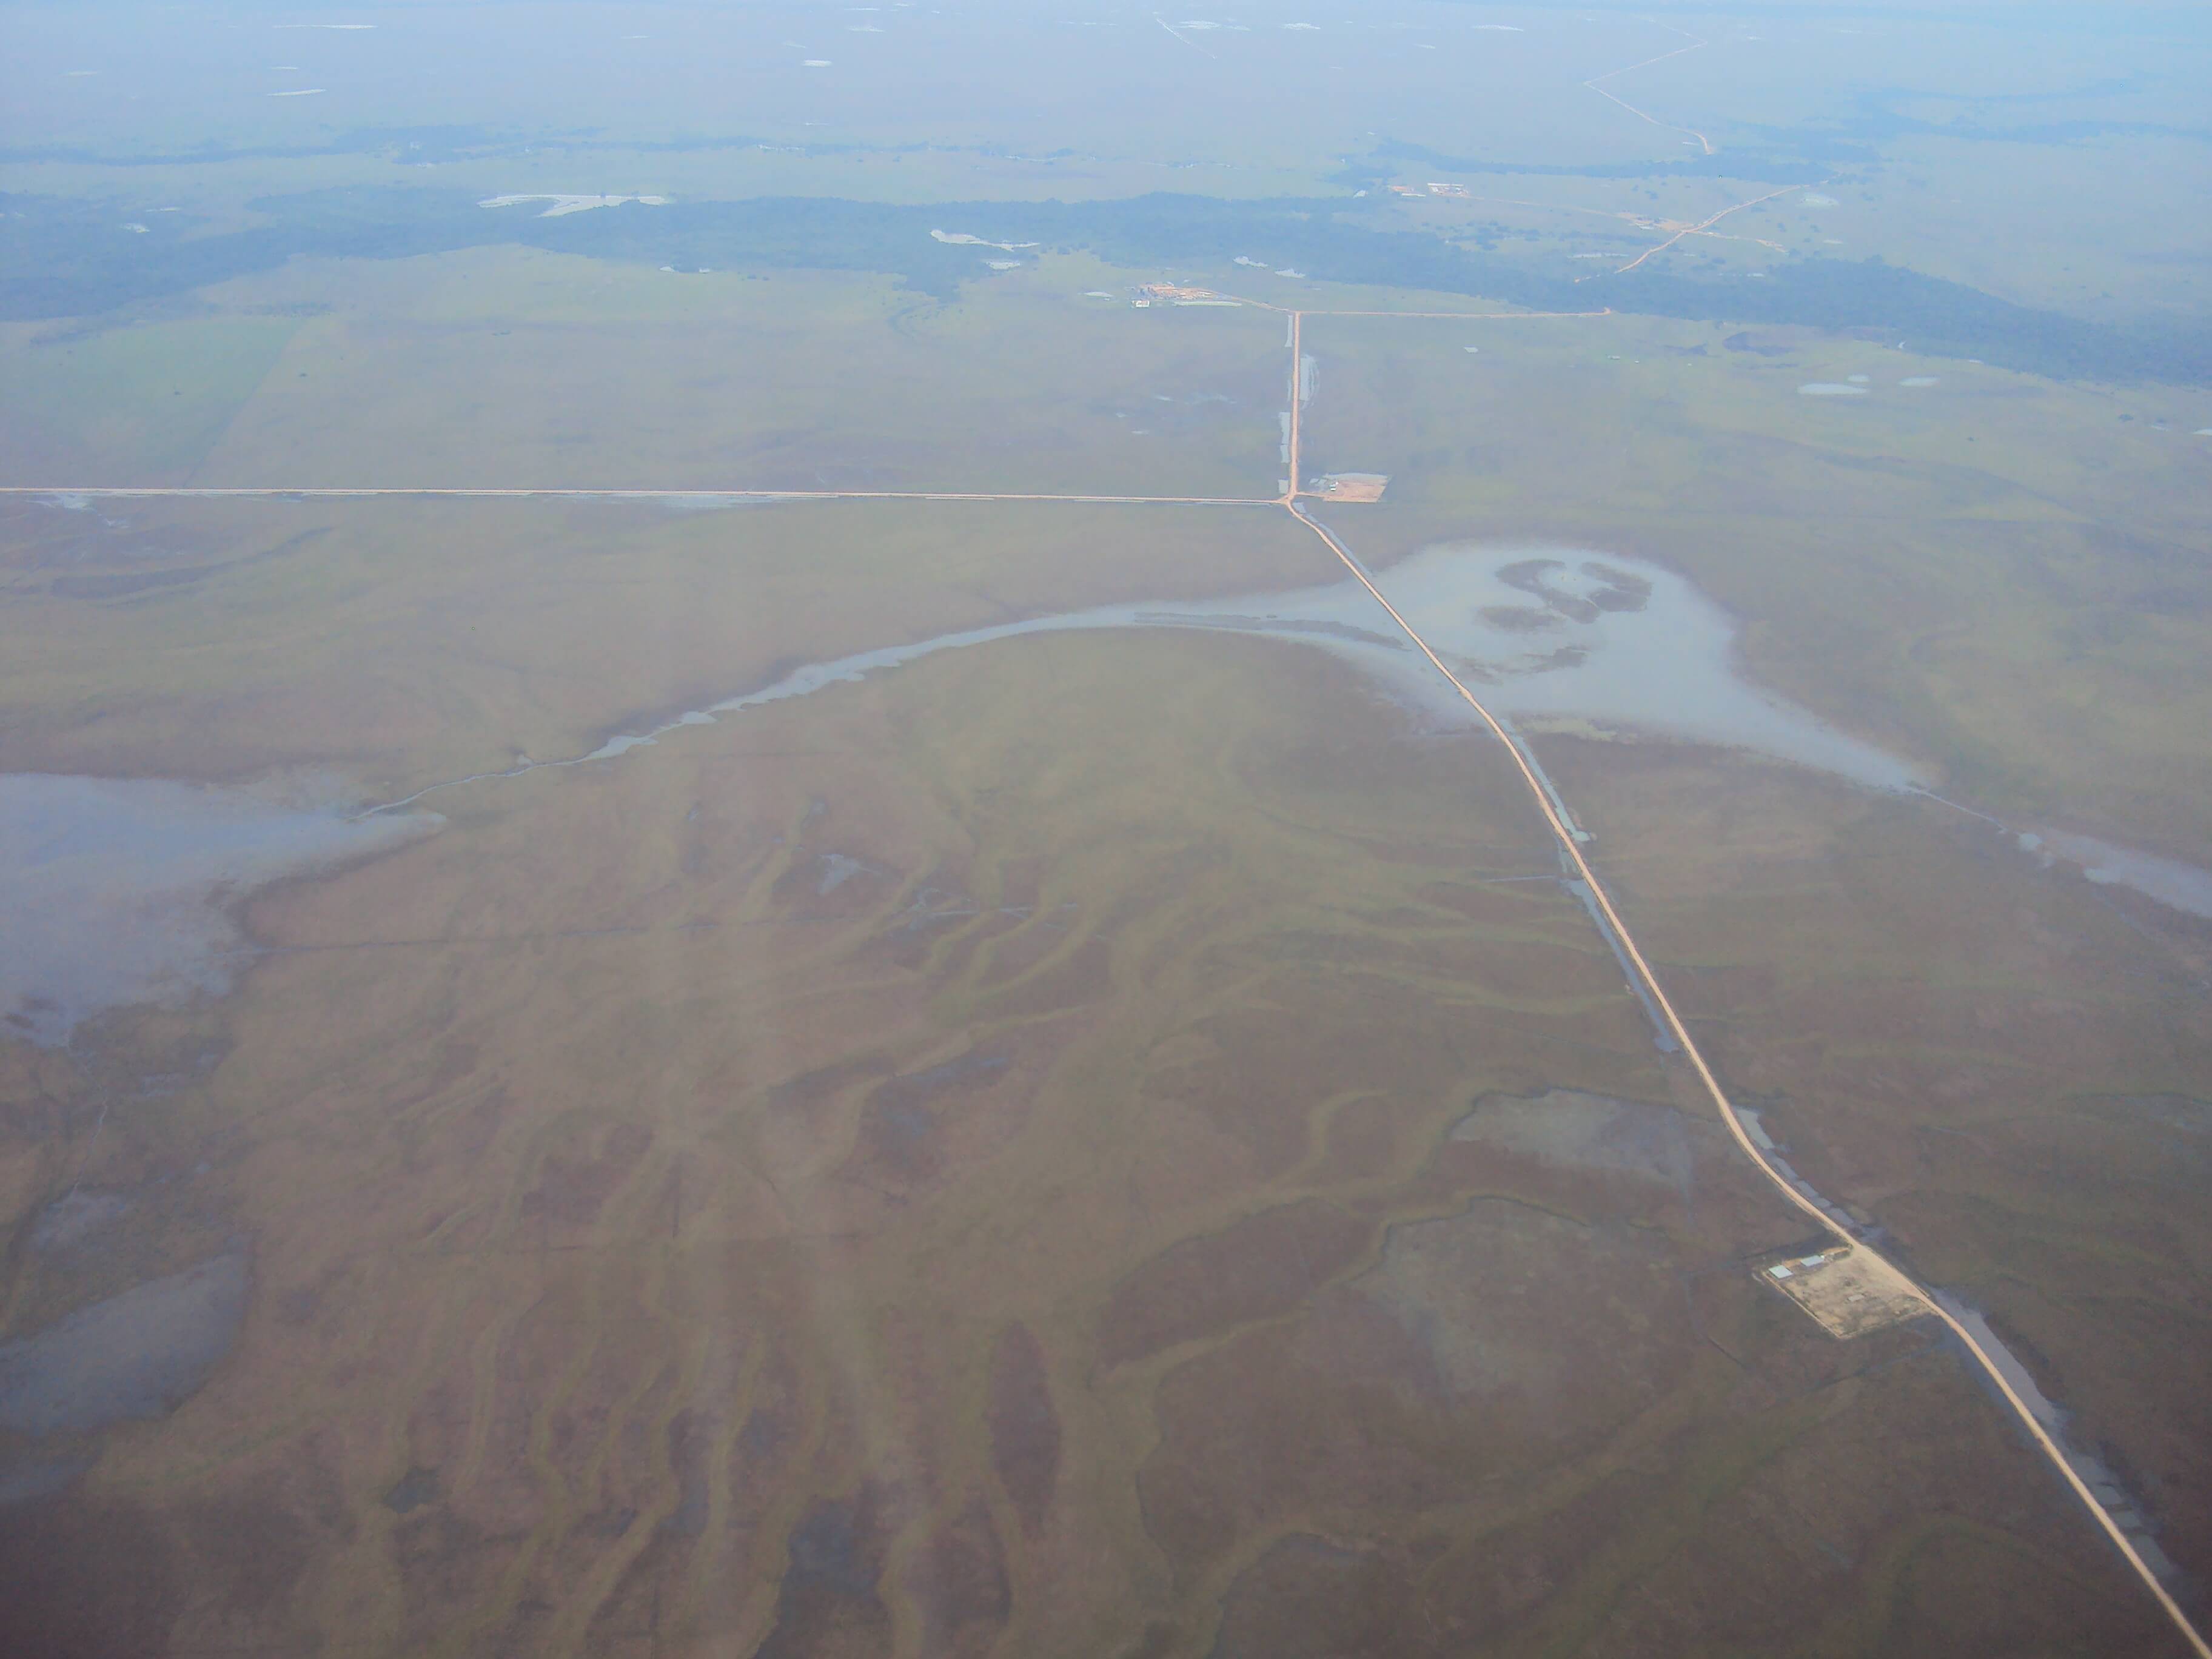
xmin=4 ymin=185 xmax=2205 ymax=385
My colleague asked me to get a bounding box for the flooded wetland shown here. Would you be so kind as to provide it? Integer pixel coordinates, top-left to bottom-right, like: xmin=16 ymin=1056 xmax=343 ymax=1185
xmin=4 ymin=2 xmax=2212 ymax=1657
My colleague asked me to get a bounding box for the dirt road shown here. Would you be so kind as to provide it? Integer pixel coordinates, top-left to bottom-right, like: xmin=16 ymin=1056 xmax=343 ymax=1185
xmin=1282 ymin=493 xmax=2211 ymax=1659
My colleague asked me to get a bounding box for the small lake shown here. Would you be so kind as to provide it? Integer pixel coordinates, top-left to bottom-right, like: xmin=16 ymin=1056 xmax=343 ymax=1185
xmin=555 ymin=541 xmax=1922 ymax=795
xmin=1 ymin=775 xmax=438 ymax=1044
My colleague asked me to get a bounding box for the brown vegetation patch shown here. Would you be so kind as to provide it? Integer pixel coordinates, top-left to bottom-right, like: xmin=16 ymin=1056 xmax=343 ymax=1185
xmin=772 ymin=850 xmax=901 ymax=920
xmin=971 ymin=913 xmax=1063 ymax=985
xmin=1141 ymin=988 xmax=1467 ymax=1176
xmin=903 ymin=1497 xmax=1011 ymax=1657
xmin=518 ymin=1118 xmax=653 ymax=1237
xmin=392 ymin=1507 xmax=528 ymax=1652
xmin=1341 ymin=1204 xmax=1689 ymax=1407
xmin=833 ymin=1031 xmax=1063 ymax=1204
xmin=1136 ymin=1201 xmax=1691 ymax=1572
xmin=1480 ymin=604 xmax=1563 ymax=634
xmin=1722 ymin=329 xmax=1793 ymax=355
xmin=1209 ymin=1534 xmax=1399 ymax=1659
xmin=1210 ymin=1472 xmax=1654 ymax=1658
xmin=184 ymin=1463 xmax=349 ymax=1622
xmin=1412 ymin=877 xmax=1560 ymax=925
xmin=768 ymin=1056 xmax=897 ymax=1121
xmin=861 ymin=863 xmax=984 ymax=973
xmin=1098 ymin=1199 xmax=1372 ymax=1367
xmin=982 ymin=935 xmax=1111 ymax=1017
xmin=1322 ymin=1093 xmax=1430 ymax=1181
xmin=1497 ymin=558 xmax=1600 ymax=623
xmin=850 ymin=1053 xmax=1011 ymax=1182
xmin=988 ymin=1323 xmax=1059 ymax=1535
xmin=0 ymin=1492 xmax=181 ymax=1659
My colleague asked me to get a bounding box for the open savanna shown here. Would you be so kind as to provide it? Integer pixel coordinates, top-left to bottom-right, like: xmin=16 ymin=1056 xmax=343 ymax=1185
xmin=0 ymin=494 xmax=1313 ymax=796
xmin=1296 ymin=309 xmax=2212 ymax=858
xmin=0 ymin=252 xmax=1284 ymax=497
xmin=3 ymin=600 xmax=2180 ymax=1657
xmin=0 ymin=313 xmax=303 ymax=486
xmin=1538 ymin=734 xmax=2212 ymax=1603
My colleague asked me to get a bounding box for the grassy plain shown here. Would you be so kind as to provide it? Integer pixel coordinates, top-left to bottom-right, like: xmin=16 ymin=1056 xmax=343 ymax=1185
xmin=0 ymin=495 xmax=1313 ymax=793
xmin=0 ymin=315 xmax=300 ymax=484
xmin=0 ymin=253 xmax=1287 ymax=497
xmin=5 ymin=42 xmax=2212 ymax=1638
xmin=1543 ymin=736 xmax=2212 ymax=1597
xmin=1298 ymin=310 xmax=2212 ymax=854
xmin=1 ymin=547 xmax=2182 ymax=1654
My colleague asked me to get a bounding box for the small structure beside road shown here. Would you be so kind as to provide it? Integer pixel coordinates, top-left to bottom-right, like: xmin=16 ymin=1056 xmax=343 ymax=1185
xmin=1758 ymin=1245 xmax=1927 ymax=1338
xmin=1135 ymin=283 xmax=1239 ymax=306
xmin=1310 ymin=472 xmax=1389 ymax=503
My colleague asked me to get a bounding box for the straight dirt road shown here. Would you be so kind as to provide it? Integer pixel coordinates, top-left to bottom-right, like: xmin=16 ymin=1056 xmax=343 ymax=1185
xmin=1279 ymin=480 xmax=2211 ymax=1659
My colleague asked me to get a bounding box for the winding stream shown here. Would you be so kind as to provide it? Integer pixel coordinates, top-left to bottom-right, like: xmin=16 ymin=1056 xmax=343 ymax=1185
xmin=8 ymin=541 xmax=2205 ymax=1044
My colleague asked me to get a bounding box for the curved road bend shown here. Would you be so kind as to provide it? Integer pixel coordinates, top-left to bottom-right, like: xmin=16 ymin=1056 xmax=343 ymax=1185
xmin=1284 ymin=496 xmax=2211 ymax=1659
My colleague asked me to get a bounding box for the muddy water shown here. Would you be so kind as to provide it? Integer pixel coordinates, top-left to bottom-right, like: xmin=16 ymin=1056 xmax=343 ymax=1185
xmin=2022 ymin=831 xmax=2212 ymax=923
xmin=363 ymin=540 xmax=2212 ymax=924
xmin=1 ymin=774 xmax=440 ymax=1044
xmin=442 ymin=543 xmax=1920 ymax=796
xmin=1370 ymin=547 xmax=1923 ymax=787
xmin=0 ymin=1247 xmax=249 ymax=1436
xmin=1450 ymin=1088 xmax=1691 ymax=1189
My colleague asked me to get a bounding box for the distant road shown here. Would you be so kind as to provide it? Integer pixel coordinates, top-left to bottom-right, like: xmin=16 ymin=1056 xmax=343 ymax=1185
xmin=0 ymin=486 xmax=1277 ymax=506
xmin=1583 ymin=29 xmax=1716 ymax=158
xmin=1600 ymin=182 xmax=1803 ymax=278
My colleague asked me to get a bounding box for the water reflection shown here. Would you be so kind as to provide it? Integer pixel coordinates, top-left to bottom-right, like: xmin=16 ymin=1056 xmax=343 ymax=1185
xmin=403 ymin=543 xmax=1922 ymax=798
xmin=9 ymin=543 xmax=2205 ymax=1047
xmin=369 ymin=535 xmax=2209 ymax=928
xmin=0 ymin=774 xmax=438 ymax=1044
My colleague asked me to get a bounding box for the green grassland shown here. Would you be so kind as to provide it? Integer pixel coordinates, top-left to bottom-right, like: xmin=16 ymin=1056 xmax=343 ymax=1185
xmin=0 ymin=252 xmax=1289 ymax=497
xmin=0 ymin=495 xmax=1326 ymax=794
xmin=0 ymin=313 xmax=298 ymax=483
xmin=1297 ymin=309 xmax=2212 ymax=856
xmin=12 ymin=0 xmax=2211 ymax=332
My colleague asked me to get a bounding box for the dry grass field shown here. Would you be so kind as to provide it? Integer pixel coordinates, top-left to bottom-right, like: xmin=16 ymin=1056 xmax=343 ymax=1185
xmin=2 ymin=588 xmax=2186 ymax=1655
